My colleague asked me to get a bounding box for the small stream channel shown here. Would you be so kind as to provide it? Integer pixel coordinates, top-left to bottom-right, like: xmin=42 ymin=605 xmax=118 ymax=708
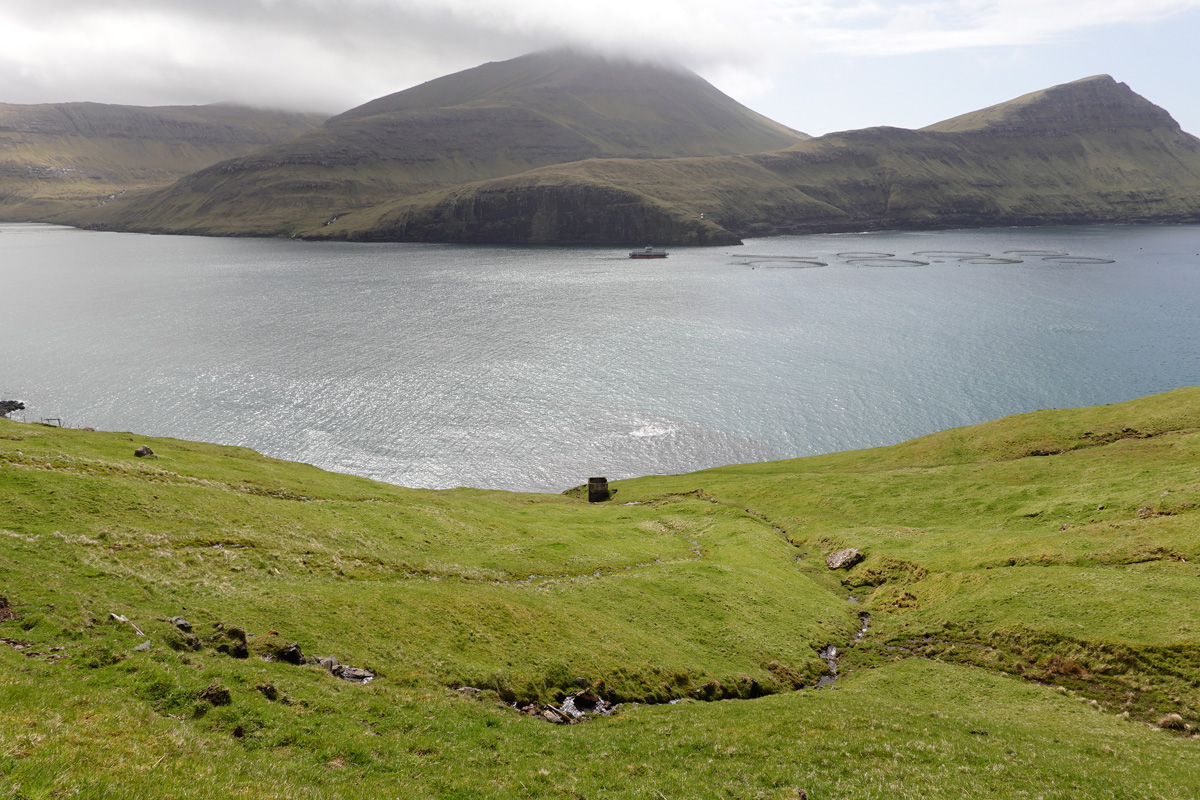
xmin=815 ymin=613 xmax=870 ymax=688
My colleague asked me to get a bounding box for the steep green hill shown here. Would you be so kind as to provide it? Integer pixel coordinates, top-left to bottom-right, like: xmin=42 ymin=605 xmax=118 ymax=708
xmin=72 ymin=49 xmax=805 ymax=236
xmin=0 ymin=102 xmax=325 ymax=220
xmin=3 ymin=388 xmax=1199 ymax=797
xmin=323 ymin=74 xmax=1200 ymax=245
xmin=66 ymin=70 xmax=1200 ymax=245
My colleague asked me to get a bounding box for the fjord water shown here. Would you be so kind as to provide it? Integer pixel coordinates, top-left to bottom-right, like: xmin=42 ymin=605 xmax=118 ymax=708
xmin=3 ymin=223 xmax=1198 ymax=491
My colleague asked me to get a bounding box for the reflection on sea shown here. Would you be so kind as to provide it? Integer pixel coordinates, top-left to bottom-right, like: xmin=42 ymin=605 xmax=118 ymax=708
xmin=2 ymin=223 xmax=1198 ymax=491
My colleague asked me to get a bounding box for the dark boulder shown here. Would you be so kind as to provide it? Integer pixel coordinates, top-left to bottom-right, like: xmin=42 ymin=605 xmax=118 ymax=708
xmin=279 ymin=641 xmax=305 ymax=665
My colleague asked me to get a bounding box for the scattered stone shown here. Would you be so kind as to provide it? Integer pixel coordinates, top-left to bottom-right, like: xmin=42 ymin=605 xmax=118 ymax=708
xmin=561 ymin=689 xmax=603 ymax=719
xmin=278 ymin=641 xmax=305 ymax=665
xmin=256 ymin=684 xmax=279 ymax=702
xmin=513 ymin=690 xmax=616 ymax=724
xmin=214 ymin=628 xmax=248 ymax=659
xmin=222 ymin=641 xmax=249 ymax=658
xmin=169 ymin=616 xmax=192 ymax=633
xmin=308 ymin=655 xmax=375 ymax=683
xmin=825 ymin=548 xmax=864 ymax=570
xmin=133 ymin=640 xmax=151 ymax=652
xmin=198 ymin=685 xmax=231 ymax=706
xmin=0 ymin=596 xmax=16 ymax=623
xmin=133 ymin=445 xmax=155 ymax=458
xmin=310 ymin=655 xmax=339 ymax=673
xmin=1138 ymin=506 xmax=1155 ymax=518
xmin=332 ymin=664 xmax=376 ymax=683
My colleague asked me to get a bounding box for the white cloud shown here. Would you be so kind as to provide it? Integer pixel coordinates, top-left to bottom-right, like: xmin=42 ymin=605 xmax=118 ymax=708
xmin=0 ymin=0 xmax=1197 ymax=110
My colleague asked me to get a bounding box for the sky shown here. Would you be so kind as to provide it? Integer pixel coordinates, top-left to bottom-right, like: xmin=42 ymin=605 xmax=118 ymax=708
xmin=1 ymin=0 xmax=1198 ymax=136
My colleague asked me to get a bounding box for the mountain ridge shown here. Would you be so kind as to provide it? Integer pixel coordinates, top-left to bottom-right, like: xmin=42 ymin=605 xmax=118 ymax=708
xmin=307 ymin=73 xmax=1200 ymax=245
xmin=23 ymin=54 xmax=1200 ymax=243
xmin=922 ymin=74 xmax=1182 ymax=136
xmin=0 ymin=101 xmax=325 ymax=221
xmin=59 ymin=49 xmax=806 ymax=237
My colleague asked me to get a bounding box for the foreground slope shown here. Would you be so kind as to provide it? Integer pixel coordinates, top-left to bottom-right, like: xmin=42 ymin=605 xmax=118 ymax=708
xmin=318 ymin=75 xmax=1200 ymax=244
xmin=72 ymin=50 xmax=804 ymax=237
xmin=0 ymin=102 xmax=324 ymax=220
xmin=2 ymin=388 xmax=1199 ymax=797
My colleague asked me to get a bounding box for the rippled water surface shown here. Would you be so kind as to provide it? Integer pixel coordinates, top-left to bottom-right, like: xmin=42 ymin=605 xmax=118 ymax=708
xmin=3 ymin=223 xmax=1199 ymax=491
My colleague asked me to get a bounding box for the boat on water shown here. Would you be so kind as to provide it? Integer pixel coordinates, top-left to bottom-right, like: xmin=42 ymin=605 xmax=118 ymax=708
xmin=629 ymin=246 xmax=669 ymax=259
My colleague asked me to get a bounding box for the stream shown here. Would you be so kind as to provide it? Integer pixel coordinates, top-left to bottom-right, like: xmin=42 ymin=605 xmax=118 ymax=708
xmin=815 ymin=613 xmax=871 ymax=688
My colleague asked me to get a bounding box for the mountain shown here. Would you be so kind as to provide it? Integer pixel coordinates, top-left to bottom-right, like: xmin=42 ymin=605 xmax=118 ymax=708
xmin=60 ymin=68 xmax=1200 ymax=245
xmin=69 ymin=49 xmax=806 ymax=236
xmin=315 ymin=74 xmax=1200 ymax=245
xmin=0 ymin=102 xmax=325 ymax=221
xmin=922 ymin=74 xmax=1175 ymax=134
xmin=3 ymin=387 xmax=1200 ymax=795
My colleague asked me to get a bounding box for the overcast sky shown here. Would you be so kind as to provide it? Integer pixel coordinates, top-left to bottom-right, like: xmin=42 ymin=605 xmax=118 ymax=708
xmin=1 ymin=0 xmax=1198 ymax=136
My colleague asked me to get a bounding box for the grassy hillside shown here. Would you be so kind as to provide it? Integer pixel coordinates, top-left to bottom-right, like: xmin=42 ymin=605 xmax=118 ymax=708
xmin=0 ymin=103 xmax=324 ymax=221
xmin=67 ymin=71 xmax=1200 ymax=244
xmin=72 ymin=49 xmax=804 ymax=237
xmin=3 ymin=388 xmax=1200 ymax=797
xmin=320 ymin=75 xmax=1200 ymax=244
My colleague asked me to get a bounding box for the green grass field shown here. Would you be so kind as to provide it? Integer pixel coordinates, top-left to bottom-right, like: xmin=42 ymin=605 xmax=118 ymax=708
xmin=3 ymin=388 xmax=1199 ymax=798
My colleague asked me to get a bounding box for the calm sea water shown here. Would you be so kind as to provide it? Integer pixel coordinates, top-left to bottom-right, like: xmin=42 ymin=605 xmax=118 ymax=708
xmin=2 ymin=223 xmax=1199 ymax=491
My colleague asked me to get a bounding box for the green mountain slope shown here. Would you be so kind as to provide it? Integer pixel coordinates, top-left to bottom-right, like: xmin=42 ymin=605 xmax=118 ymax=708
xmin=3 ymin=388 xmax=1200 ymax=797
xmin=72 ymin=49 xmax=805 ymax=236
xmin=0 ymin=102 xmax=325 ymax=220
xmin=323 ymin=74 xmax=1200 ymax=245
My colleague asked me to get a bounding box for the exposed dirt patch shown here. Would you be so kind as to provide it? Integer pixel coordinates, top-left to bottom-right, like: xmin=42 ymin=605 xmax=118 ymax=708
xmin=0 ymin=595 xmax=17 ymax=623
xmin=198 ymin=685 xmax=232 ymax=706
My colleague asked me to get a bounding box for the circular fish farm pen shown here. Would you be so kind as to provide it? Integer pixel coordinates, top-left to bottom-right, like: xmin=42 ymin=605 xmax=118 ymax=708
xmin=1042 ymin=256 xmax=1117 ymax=264
xmin=837 ymin=251 xmax=896 ymax=259
xmin=960 ymin=257 xmax=1025 ymax=265
xmin=911 ymin=251 xmax=991 ymax=259
xmin=1003 ymin=249 xmax=1069 ymax=257
xmin=845 ymin=258 xmax=930 ymax=268
xmin=755 ymin=260 xmax=829 ymax=268
xmin=736 ymin=255 xmax=829 ymax=269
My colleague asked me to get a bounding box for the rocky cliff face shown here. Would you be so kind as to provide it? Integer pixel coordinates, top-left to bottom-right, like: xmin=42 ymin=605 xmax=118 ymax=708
xmin=336 ymin=182 xmax=739 ymax=246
